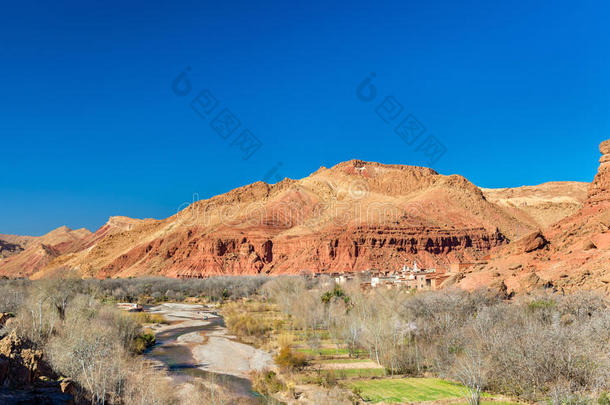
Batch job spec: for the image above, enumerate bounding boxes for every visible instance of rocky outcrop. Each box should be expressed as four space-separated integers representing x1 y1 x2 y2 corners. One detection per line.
0 331 73 404
110 225 506 278
0 313 14 328
513 230 548 253
0 331 53 387
586 140 610 206
0 239 24 259
459 139 610 294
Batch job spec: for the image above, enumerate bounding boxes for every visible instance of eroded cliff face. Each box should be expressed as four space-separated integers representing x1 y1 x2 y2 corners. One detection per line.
1 157 595 281
459 140 610 294
92 225 507 278
22 160 531 279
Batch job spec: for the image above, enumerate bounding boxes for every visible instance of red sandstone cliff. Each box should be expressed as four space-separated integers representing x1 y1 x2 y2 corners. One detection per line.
23 161 537 278
0 154 598 285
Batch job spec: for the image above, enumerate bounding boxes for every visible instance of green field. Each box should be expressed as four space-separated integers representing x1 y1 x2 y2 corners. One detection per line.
334 368 387 378
296 347 351 356
348 377 477 403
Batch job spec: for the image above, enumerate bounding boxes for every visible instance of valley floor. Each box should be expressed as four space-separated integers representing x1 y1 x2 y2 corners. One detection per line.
143 303 275 402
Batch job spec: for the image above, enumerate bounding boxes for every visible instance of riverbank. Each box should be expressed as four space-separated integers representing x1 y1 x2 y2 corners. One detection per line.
143 303 276 401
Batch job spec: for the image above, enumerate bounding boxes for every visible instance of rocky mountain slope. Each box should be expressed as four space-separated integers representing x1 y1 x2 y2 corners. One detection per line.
481 181 588 229
0 142 602 290
0 227 92 277
458 140 610 294
7 159 581 280
0 222 150 278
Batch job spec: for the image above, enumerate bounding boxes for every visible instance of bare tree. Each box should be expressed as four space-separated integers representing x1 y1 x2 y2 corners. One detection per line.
454 349 485 405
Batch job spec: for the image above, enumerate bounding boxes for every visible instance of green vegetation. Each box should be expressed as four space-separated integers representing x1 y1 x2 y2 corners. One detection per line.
317 357 369 364
333 368 386 378
296 347 351 356
527 298 556 312
321 286 350 305
263 276 610 404
348 377 476 403
132 330 156 354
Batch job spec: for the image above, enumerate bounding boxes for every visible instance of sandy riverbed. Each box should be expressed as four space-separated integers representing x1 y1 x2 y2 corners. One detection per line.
145 303 275 379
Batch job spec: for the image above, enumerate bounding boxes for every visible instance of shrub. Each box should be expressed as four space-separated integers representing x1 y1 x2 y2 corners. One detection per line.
132 331 156 354
251 369 285 395
130 312 167 325
275 345 308 370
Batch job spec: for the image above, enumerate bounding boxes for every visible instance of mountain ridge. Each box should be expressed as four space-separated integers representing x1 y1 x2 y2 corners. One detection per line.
0 144 604 294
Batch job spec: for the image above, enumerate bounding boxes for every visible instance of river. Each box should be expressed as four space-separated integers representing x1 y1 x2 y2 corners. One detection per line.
142 303 278 403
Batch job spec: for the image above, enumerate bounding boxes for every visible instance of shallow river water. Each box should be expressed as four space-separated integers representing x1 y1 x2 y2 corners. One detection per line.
142 303 277 403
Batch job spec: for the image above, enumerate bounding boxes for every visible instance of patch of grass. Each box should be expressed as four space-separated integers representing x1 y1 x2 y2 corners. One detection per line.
347 377 472 403
222 302 278 345
472 402 521 405
296 347 351 356
527 299 556 312
334 368 386 378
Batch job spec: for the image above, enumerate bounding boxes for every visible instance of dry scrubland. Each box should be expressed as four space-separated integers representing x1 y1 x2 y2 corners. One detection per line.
0 275 609 404
0 276 267 404
224 276 610 404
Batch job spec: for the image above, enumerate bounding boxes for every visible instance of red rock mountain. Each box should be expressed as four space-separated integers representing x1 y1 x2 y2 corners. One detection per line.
0 226 92 278
0 142 603 292
458 140 610 294
0 160 580 280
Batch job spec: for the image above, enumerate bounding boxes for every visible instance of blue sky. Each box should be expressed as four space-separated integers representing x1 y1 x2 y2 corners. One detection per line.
1 0 608 235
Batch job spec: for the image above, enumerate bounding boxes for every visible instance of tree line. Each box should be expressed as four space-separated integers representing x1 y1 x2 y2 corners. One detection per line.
262 276 610 404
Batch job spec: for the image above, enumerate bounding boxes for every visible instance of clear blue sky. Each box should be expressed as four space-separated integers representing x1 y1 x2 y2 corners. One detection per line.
1 0 608 235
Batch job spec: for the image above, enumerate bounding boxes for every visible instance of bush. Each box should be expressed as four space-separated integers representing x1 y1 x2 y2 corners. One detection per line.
130 312 167 325
251 369 285 395
275 345 308 370
132 331 156 354
223 302 275 345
